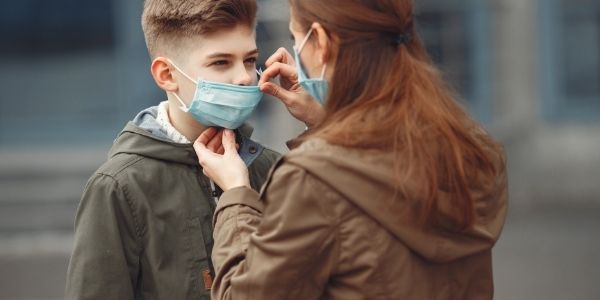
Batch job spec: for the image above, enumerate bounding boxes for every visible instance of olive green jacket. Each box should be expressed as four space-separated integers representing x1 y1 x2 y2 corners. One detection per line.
65 107 280 300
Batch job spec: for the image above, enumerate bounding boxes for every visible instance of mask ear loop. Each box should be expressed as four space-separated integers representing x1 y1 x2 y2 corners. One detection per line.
167 59 199 111
172 91 190 112
319 64 327 80
297 28 314 54
168 59 198 84
256 68 263 83
297 28 327 80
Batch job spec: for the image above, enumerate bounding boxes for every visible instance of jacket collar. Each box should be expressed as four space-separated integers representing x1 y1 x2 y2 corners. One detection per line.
109 121 263 167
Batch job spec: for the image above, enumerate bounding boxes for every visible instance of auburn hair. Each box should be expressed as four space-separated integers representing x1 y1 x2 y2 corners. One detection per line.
142 0 257 57
290 0 504 229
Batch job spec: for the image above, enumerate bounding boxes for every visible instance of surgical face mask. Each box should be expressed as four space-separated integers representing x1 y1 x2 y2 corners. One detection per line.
169 60 263 129
294 28 329 105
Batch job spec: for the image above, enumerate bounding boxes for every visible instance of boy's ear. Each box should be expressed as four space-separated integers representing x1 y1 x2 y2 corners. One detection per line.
311 22 332 65
150 57 178 92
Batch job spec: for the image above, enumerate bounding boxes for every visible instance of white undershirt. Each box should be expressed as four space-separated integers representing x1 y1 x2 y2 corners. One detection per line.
156 101 191 144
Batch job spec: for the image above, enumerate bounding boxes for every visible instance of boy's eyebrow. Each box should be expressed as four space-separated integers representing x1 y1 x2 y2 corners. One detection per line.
246 49 259 56
206 49 259 59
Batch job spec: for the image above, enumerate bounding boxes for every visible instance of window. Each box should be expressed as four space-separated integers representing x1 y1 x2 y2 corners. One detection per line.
540 0 600 120
0 0 114 55
415 0 493 123
0 1 156 146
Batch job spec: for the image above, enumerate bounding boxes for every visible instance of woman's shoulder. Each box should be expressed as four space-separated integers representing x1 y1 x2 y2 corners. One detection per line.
287 137 393 167
274 138 346 183
285 138 352 171
288 138 358 159
280 138 396 192
292 137 335 152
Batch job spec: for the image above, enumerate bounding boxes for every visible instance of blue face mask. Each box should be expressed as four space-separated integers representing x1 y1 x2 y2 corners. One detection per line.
294 28 329 105
169 60 263 129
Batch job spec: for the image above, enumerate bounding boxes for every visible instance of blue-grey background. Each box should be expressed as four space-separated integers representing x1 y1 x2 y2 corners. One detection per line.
0 0 599 299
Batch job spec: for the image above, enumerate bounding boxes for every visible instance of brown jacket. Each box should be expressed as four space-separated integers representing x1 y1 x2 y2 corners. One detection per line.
211 138 508 300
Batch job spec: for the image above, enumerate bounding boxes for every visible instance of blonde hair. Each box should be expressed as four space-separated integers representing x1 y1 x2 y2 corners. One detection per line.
142 0 257 57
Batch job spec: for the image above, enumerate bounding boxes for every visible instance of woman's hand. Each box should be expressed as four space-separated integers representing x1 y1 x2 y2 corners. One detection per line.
259 47 325 128
193 128 250 191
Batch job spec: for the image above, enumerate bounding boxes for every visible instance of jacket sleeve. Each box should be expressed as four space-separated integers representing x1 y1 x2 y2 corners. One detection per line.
65 173 141 300
211 163 339 300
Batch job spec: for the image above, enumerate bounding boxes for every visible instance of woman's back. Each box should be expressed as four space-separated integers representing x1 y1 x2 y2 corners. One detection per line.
230 139 506 299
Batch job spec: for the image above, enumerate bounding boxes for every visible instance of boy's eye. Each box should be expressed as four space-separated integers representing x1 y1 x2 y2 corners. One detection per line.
245 57 257 64
211 60 229 66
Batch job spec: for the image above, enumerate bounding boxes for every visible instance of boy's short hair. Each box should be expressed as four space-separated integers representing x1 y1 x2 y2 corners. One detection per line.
142 0 257 58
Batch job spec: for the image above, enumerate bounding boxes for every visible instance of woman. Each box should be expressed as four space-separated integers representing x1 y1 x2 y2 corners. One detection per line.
194 0 507 299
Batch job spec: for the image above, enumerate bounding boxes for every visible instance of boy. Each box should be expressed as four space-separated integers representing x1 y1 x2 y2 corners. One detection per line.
65 0 279 299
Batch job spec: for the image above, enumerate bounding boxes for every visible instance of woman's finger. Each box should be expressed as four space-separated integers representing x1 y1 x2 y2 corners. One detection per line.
192 137 219 166
260 82 295 106
206 129 224 152
258 62 298 86
222 129 238 154
265 47 294 68
196 127 218 145
193 140 209 164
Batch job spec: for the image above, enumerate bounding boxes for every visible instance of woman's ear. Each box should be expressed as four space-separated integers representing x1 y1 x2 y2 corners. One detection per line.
311 22 332 65
150 57 178 92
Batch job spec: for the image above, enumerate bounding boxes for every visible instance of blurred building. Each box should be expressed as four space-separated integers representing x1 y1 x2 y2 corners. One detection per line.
0 0 598 299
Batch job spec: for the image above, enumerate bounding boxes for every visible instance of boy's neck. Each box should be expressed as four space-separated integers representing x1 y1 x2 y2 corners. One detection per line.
166 99 208 142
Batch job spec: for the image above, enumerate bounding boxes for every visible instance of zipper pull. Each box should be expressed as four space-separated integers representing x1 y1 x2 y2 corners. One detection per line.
209 180 219 204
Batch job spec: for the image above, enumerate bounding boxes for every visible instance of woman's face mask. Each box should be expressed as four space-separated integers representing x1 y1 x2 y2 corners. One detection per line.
293 28 329 105
169 60 263 129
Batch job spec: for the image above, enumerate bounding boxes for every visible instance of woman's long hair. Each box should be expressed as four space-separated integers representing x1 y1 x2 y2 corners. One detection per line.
290 0 504 229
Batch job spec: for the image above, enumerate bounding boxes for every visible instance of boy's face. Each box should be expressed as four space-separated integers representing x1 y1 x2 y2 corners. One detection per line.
171 25 259 102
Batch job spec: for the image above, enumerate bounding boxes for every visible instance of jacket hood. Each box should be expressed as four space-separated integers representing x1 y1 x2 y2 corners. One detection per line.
285 139 508 263
108 106 263 166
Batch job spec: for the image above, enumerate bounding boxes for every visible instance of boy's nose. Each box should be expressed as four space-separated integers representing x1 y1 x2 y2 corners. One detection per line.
233 64 253 86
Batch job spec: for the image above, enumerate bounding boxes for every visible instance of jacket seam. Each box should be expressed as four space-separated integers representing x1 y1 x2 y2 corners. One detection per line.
111 155 146 176
219 204 262 226
97 155 148 244
96 172 144 247
317 177 342 277
120 180 144 244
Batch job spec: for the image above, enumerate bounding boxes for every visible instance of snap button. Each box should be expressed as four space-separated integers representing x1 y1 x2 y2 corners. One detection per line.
249 146 257 154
